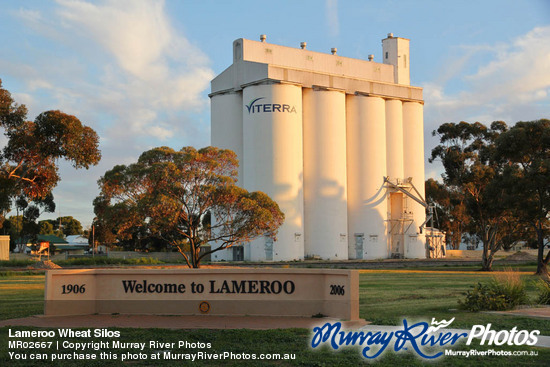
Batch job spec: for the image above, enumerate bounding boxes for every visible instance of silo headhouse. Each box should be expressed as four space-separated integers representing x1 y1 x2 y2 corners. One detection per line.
210 34 430 262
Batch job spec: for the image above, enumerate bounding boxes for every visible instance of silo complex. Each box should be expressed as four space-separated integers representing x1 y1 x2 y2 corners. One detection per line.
210 34 429 261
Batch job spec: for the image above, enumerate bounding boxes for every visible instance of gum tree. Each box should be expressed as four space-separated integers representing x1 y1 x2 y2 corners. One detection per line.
494 119 550 277
430 121 522 270
95 146 284 268
0 79 101 227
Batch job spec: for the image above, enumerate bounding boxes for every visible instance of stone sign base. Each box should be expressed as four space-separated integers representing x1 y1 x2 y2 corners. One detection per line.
45 268 359 320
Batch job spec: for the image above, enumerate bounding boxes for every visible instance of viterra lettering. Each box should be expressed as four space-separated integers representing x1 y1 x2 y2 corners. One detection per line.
245 97 297 114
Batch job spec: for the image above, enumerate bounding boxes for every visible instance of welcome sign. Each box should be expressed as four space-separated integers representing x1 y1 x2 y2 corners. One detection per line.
44 268 359 320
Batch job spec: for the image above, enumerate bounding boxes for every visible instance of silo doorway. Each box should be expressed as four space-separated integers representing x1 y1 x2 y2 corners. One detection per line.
354 233 364 259
265 238 274 260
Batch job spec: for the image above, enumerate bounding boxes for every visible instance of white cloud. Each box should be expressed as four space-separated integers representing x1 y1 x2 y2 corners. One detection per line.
55 0 213 110
11 0 213 138
424 26 550 125
423 26 550 182
149 126 174 141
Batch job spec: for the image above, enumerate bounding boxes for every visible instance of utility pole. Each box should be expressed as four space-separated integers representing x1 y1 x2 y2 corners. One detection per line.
92 224 95 258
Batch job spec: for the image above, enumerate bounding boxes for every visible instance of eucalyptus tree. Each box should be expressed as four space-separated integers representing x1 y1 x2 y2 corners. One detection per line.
95 146 284 268
493 119 550 276
430 121 522 270
0 79 101 226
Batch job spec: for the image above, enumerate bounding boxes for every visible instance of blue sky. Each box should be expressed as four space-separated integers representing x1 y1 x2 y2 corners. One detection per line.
1 0 549 227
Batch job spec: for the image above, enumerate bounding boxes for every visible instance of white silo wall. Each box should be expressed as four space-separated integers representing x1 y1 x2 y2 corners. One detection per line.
346 95 388 259
210 92 244 261
303 88 348 259
242 83 304 261
211 92 244 182
385 99 404 181
403 101 426 258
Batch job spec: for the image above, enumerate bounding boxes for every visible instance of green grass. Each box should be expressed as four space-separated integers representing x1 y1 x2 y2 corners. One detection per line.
405 263 538 272
358 270 549 334
1 269 549 366
0 274 44 319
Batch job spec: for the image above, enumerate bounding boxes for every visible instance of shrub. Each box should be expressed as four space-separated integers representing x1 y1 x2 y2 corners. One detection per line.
490 270 528 307
536 279 550 305
0 259 36 267
459 270 528 311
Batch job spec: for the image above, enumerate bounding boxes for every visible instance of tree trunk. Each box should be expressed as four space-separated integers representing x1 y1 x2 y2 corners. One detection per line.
192 244 201 268
481 252 494 271
481 229 493 271
535 224 549 278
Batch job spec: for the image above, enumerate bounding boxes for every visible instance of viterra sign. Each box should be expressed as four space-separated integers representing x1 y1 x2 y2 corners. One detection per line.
245 97 297 114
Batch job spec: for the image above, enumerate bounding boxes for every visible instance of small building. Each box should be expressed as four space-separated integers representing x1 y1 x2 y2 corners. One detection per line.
64 235 90 254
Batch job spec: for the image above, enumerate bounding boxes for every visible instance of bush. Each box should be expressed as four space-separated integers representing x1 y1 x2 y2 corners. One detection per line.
459 270 528 311
536 279 550 304
0 259 36 268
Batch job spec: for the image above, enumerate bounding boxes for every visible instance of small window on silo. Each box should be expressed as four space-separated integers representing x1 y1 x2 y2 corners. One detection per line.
385 52 388 59
404 54 407 68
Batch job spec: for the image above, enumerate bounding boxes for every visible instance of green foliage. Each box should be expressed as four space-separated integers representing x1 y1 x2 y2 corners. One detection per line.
2 215 41 250
430 120 538 271
38 220 54 235
493 119 550 276
459 271 528 311
536 279 550 304
42 216 83 236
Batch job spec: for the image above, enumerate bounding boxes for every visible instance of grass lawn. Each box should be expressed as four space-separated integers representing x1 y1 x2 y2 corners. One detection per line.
1 268 549 366
358 269 550 334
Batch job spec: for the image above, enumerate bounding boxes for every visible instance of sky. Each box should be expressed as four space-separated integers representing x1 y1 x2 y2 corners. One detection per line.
0 0 549 227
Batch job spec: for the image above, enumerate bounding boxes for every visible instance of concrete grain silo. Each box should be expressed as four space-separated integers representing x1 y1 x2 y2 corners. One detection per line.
209 33 432 262
346 95 388 260
242 83 305 261
303 88 348 260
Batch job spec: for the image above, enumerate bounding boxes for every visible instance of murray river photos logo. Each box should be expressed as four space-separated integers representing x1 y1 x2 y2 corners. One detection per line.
246 97 297 114
310 318 540 360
